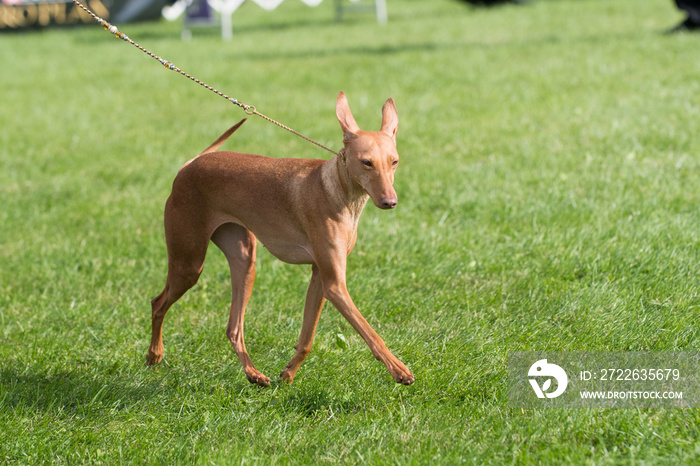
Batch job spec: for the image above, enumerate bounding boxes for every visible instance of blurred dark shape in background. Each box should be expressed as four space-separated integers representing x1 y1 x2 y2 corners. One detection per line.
0 0 167 30
458 0 525 7
671 0 700 31
111 0 167 23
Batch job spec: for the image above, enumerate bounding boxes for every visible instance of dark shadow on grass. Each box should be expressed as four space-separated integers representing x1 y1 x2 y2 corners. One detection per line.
234 41 445 61
226 29 651 62
0 363 157 414
282 387 360 417
219 16 336 35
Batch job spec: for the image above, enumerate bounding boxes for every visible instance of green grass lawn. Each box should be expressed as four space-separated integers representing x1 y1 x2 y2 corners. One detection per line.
1 0 699 463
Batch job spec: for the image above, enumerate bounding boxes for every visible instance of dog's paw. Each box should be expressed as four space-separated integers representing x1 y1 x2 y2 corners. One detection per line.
388 358 414 385
280 369 295 384
246 371 271 387
395 372 415 385
145 351 162 366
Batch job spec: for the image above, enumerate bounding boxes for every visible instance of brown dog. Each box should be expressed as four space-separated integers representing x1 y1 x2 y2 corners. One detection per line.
146 92 414 386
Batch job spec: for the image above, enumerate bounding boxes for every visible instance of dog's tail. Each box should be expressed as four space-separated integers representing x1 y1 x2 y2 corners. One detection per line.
179 119 247 172
200 118 247 155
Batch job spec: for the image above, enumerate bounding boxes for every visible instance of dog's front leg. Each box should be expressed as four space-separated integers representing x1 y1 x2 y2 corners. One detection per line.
316 252 414 385
280 264 325 383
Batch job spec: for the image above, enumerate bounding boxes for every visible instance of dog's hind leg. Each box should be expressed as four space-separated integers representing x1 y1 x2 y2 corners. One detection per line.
280 264 325 383
211 222 270 386
147 198 209 365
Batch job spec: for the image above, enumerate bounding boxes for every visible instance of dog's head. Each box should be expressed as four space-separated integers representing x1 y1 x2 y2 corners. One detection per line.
336 91 400 210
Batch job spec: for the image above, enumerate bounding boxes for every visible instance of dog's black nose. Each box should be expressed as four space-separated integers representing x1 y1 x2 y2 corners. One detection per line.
381 198 398 209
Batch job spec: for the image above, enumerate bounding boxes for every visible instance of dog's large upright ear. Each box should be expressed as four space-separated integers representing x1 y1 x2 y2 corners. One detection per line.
336 91 361 142
380 98 399 143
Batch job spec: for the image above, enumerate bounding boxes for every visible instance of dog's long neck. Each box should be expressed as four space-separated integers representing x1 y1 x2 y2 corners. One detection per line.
319 148 368 221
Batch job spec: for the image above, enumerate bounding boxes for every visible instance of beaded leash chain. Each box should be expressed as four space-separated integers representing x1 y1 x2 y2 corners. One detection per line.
71 0 340 157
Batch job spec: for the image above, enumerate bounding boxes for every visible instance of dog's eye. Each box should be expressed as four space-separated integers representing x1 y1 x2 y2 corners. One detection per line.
361 160 373 168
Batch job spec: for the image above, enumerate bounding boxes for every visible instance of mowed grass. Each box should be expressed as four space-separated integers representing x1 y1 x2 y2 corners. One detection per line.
1 0 699 462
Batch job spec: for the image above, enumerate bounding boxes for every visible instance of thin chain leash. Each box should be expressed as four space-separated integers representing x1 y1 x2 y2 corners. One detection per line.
71 0 340 158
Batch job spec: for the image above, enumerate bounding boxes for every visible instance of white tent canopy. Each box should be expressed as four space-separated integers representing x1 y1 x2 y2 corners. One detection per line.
163 0 386 39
